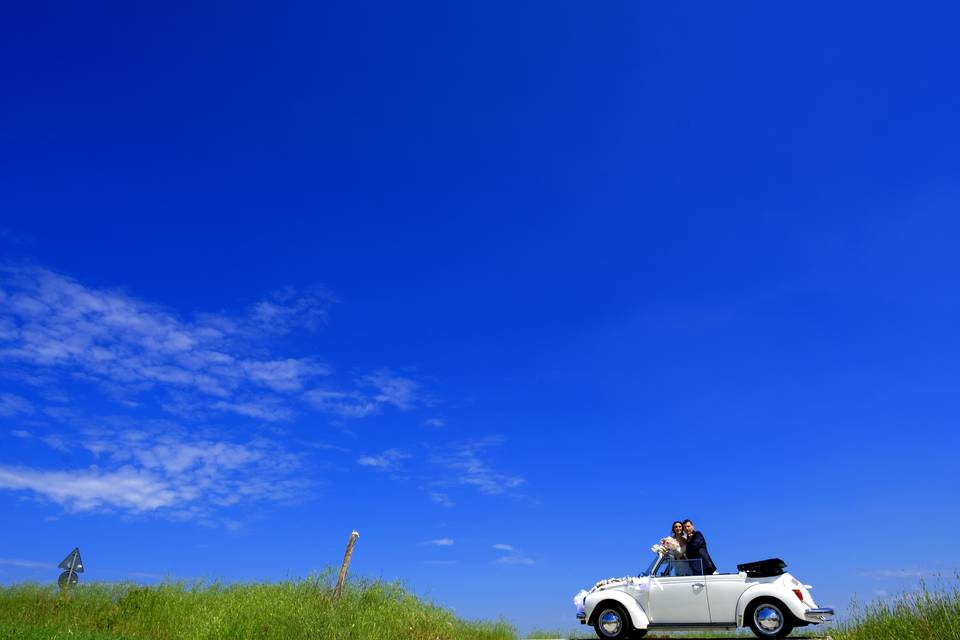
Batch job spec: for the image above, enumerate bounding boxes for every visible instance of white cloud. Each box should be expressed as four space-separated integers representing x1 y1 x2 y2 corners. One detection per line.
0 428 306 518
430 492 455 508
0 266 427 425
0 392 34 416
431 437 524 496
9 429 31 439
0 266 331 418
492 543 534 565
245 286 333 334
425 538 454 546
40 434 71 452
0 557 55 569
360 370 420 410
303 370 421 419
0 465 179 512
858 569 939 579
212 399 294 422
0 227 30 246
242 359 328 393
303 389 379 418
423 418 446 428
357 449 410 470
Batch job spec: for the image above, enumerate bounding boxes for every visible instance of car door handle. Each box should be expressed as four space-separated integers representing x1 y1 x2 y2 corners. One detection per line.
692 583 705 589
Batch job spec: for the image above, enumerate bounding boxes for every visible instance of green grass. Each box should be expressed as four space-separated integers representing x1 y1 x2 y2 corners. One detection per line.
832 576 960 640
0 574 515 640
0 622 136 640
5 575 958 640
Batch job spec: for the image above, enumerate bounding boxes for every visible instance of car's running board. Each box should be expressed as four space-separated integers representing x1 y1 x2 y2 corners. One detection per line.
647 622 737 628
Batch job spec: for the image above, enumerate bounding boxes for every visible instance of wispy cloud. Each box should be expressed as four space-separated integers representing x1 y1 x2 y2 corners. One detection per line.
0 557 55 569
0 228 30 246
429 492 455 508
357 449 410 470
360 370 420 410
858 569 940 579
39 434 71 452
303 389 379 418
423 418 446 428
0 427 306 519
0 465 180 512
0 266 330 416
303 370 421 419
424 538 454 546
493 543 534 566
211 399 294 422
0 266 424 424
431 437 524 496
0 392 34 416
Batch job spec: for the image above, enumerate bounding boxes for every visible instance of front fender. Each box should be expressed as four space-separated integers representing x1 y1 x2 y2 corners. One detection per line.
585 590 650 630
735 584 808 626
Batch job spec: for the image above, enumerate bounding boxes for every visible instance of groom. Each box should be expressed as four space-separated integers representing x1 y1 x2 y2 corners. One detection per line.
683 519 717 575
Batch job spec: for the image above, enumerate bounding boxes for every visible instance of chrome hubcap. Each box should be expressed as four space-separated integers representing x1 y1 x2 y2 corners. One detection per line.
756 605 783 633
598 609 622 636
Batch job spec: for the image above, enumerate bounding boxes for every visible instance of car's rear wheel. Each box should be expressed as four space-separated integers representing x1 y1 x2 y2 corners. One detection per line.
746 598 794 639
592 602 636 640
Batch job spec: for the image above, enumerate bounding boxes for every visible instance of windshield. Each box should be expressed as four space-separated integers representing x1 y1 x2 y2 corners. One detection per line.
639 554 662 577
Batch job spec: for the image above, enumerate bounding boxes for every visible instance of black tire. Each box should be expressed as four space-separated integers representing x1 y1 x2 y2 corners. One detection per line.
592 602 634 640
746 598 795 639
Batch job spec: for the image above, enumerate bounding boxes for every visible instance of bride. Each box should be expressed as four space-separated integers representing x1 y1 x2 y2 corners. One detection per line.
660 520 686 558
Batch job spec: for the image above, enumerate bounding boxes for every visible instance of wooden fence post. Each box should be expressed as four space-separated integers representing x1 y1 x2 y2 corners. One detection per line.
334 530 359 599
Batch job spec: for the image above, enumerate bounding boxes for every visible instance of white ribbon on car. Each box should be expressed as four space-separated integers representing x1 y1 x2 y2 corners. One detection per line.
573 589 588 616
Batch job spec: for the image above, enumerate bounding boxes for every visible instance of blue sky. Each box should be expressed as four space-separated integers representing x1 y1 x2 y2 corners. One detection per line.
2 0 959 633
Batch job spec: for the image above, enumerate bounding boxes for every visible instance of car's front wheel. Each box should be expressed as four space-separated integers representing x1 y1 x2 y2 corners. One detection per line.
746 598 794 639
592 602 642 640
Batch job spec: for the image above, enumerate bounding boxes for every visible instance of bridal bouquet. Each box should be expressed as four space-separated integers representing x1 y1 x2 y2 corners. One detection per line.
659 537 681 554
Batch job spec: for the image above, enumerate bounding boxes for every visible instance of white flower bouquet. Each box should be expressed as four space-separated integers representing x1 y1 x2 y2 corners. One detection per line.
591 576 634 591
659 537 681 554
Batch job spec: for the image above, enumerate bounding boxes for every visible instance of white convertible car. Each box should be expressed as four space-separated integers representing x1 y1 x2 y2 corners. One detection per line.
575 554 833 639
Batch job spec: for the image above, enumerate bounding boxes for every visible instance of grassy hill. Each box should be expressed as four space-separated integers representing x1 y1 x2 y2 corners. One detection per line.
2 575 957 640
833 577 960 640
0 576 515 640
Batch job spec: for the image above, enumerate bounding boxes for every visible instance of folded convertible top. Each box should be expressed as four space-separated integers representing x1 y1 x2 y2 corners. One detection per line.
737 558 787 577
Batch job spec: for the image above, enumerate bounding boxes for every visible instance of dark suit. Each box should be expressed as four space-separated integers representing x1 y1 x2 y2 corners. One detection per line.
685 531 717 575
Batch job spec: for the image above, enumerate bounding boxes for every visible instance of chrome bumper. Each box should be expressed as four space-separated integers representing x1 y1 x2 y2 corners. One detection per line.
804 607 834 622
576 612 585 620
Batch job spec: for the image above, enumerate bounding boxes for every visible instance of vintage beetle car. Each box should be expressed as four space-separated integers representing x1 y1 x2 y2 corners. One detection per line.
575 553 833 639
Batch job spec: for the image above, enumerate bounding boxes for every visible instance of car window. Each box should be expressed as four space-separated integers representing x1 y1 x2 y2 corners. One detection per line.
656 558 704 577
639 555 661 577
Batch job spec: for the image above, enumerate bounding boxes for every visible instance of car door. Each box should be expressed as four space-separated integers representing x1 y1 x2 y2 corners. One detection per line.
704 574 748 624
649 559 710 623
